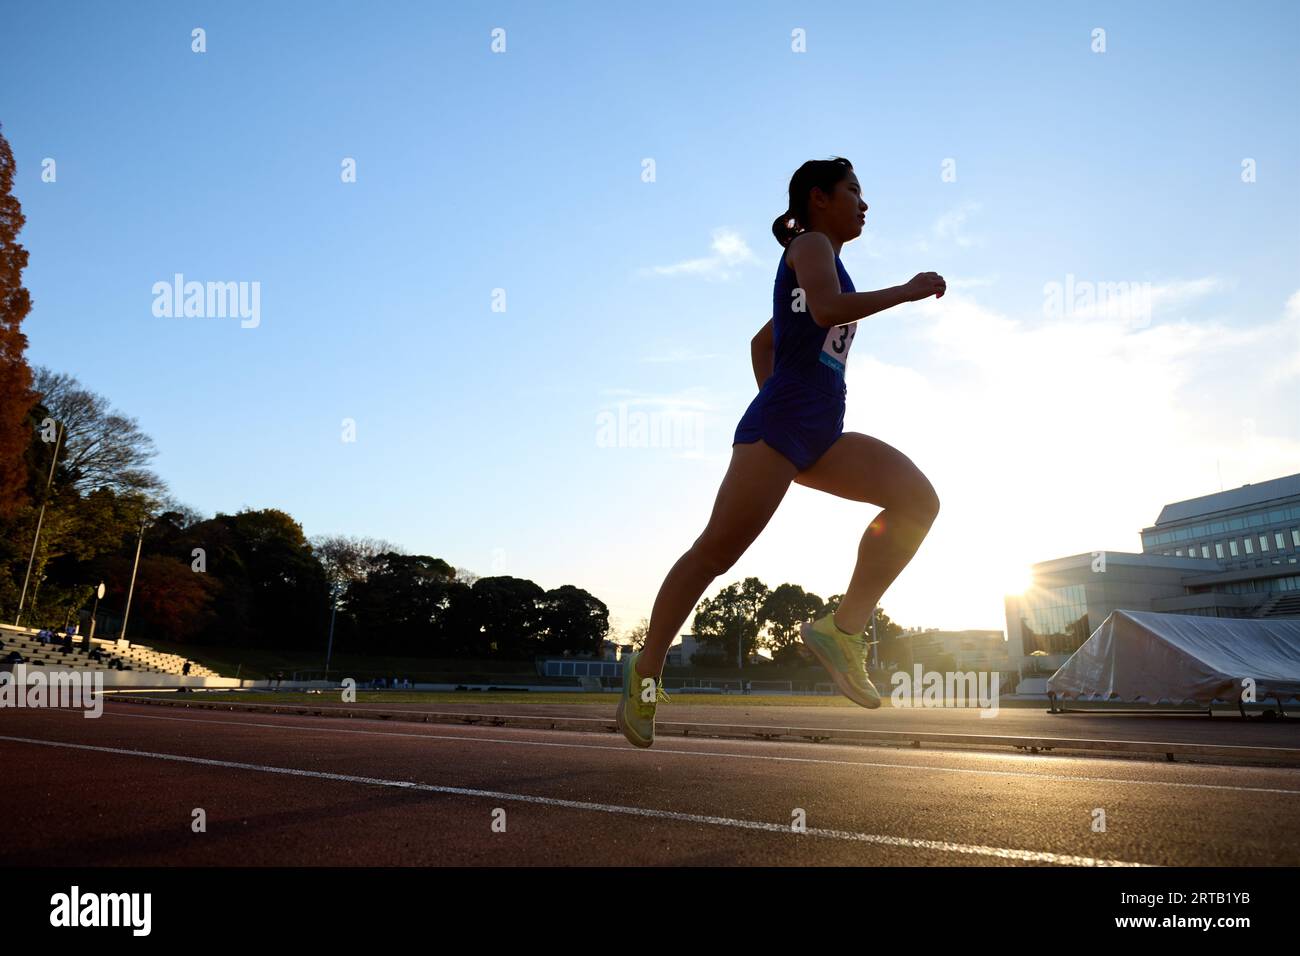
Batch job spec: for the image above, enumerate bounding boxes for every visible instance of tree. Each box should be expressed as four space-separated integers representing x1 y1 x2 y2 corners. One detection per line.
692 577 771 665
469 576 547 658
344 552 455 654
311 534 403 596
34 488 160 623
175 508 329 648
0 122 37 517
759 583 825 662
871 607 907 670
536 584 609 657
623 616 650 652
29 366 167 499
100 553 222 643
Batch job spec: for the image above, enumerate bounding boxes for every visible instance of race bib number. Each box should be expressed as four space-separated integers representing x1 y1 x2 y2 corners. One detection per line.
818 322 856 375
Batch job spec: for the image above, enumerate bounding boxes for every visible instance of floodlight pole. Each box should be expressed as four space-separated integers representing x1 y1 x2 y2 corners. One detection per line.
15 420 63 626
120 514 147 642
324 583 340 678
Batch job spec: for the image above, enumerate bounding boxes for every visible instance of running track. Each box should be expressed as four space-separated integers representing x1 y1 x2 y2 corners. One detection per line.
2 701 1299 866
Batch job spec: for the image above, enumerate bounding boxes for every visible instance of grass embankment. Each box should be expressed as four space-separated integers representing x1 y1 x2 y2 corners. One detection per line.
124 637 538 682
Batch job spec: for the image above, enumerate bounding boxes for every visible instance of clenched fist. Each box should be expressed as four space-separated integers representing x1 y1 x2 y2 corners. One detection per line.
905 272 946 301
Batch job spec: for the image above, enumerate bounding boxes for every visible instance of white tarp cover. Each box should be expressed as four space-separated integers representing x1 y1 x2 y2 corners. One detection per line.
1046 609 1300 704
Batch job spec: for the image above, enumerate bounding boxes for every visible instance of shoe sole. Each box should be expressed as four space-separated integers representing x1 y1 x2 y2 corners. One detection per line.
800 622 882 709
615 687 653 748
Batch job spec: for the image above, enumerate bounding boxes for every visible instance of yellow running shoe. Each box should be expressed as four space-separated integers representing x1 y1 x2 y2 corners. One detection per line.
615 650 670 748
800 612 882 709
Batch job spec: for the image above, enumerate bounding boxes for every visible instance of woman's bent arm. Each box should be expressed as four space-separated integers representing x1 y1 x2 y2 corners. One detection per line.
819 285 912 328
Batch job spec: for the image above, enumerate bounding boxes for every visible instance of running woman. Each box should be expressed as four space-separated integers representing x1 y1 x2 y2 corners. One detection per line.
617 157 945 748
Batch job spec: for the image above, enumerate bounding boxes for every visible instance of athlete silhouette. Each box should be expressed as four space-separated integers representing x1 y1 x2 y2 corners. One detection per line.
617 157 945 748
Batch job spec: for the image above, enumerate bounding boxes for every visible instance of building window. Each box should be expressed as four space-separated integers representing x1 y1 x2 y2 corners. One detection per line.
1276 531 1287 551
1018 584 1089 657
1201 544 1211 558
1229 539 1239 557
1215 541 1225 559
1244 537 1254 555
1259 535 1270 553
1291 528 1300 547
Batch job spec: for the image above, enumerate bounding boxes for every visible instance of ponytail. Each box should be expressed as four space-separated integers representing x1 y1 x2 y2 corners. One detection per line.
772 157 853 248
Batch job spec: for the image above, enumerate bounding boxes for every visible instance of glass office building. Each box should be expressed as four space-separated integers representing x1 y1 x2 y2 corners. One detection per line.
1006 472 1300 675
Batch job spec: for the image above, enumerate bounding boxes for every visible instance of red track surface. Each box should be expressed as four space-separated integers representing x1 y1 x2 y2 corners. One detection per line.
4 700 1300 866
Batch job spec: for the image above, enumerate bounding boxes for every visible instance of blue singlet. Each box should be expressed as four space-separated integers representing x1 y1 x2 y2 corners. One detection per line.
732 243 857 470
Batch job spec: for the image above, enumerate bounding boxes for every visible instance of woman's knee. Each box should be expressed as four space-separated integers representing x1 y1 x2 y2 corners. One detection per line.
688 537 743 579
901 475 940 523
918 481 941 521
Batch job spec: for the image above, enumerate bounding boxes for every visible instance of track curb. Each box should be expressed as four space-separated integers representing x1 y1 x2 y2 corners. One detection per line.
113 695 1300 767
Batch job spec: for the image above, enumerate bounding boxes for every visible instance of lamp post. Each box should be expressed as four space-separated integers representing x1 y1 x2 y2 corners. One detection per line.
120 513 148 642
89 581 106 645
323 580 343 679
15 420 64 627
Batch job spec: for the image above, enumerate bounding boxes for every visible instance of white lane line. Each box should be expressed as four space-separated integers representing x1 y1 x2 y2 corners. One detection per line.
67 707 1300 797
0 732 1149 867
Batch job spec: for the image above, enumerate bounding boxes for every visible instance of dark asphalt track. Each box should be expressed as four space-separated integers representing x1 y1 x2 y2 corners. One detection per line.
118 694 1300 756
3 701 1300 866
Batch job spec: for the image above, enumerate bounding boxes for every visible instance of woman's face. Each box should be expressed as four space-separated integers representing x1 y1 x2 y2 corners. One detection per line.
811 171 868 239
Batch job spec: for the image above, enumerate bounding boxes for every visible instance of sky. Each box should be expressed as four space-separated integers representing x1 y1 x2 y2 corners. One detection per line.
2 0 1297 641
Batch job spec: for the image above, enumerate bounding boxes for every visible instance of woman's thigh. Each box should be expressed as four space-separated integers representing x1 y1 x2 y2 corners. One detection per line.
692 439 801 571
793 431 940 514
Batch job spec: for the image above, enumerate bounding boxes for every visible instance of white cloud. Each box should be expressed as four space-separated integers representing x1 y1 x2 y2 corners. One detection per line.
849 200 985 261
932 201 984 248
636 227 760 280
948 275 999 290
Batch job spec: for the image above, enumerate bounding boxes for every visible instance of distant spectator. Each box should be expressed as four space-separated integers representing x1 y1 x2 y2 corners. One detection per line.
4 650 23 665
89 648 103 662
182 661 192 676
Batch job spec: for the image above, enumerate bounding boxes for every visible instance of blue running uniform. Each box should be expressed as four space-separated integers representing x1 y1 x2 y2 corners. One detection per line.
733 245 857 470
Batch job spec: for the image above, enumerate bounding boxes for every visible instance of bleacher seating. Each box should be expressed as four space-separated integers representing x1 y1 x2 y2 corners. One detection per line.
0 625 219 678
